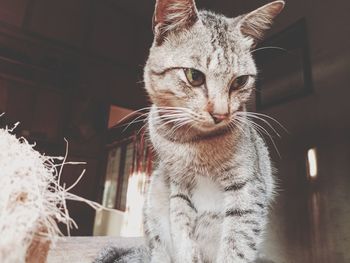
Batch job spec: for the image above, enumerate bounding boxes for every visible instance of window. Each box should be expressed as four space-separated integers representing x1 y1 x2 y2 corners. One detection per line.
102 133 153 212
102 139 133 211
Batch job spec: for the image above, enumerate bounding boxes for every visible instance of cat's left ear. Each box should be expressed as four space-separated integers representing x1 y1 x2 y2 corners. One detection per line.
239 0 285 45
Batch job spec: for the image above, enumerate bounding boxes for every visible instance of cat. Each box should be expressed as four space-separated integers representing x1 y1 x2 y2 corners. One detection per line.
94 0 284 262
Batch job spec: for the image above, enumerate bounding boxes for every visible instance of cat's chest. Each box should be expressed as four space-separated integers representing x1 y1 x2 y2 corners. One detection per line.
191 176 224 213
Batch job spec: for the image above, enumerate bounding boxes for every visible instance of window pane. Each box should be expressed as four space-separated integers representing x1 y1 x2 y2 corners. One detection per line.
102 146 121 208
119 142 134 211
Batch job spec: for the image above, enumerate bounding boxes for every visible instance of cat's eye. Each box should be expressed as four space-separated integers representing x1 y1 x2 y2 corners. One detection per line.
230 75 250 91
184 68 205 87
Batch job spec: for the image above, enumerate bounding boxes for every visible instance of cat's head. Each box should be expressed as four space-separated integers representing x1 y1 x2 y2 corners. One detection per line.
144 0 284 137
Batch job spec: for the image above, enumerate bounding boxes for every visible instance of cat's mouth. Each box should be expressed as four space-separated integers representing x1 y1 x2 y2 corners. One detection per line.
198 121 229 130
196 111 241 130
152 107 242 140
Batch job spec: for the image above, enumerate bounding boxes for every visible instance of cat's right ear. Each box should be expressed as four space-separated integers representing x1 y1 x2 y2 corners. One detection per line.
153 0 199 44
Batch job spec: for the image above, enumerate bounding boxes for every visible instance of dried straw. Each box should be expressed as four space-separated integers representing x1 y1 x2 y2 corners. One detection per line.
0 122 106 263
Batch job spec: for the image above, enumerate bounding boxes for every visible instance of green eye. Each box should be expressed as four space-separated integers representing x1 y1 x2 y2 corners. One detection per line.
230 75 250 91
184 68 205 87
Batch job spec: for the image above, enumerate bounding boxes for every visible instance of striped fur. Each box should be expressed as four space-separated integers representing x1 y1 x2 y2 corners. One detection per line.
96 0 284 262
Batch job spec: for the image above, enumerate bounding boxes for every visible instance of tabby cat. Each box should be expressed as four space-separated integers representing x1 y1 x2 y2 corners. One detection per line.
95 0 284 262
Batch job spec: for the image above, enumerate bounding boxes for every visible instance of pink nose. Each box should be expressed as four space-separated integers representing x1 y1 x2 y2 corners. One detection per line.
210 113 228 124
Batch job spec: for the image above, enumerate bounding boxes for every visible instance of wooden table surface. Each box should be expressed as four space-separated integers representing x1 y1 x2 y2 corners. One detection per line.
47 236 144 263
47 237 273 263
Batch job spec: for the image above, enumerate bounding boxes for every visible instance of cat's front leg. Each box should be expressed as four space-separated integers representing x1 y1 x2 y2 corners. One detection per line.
216 180 267 263
170 184 202 263
144 172 172 263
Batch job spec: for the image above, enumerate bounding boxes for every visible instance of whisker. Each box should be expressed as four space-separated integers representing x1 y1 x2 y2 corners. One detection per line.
236 117 268 146
235 116 281 158
113 107 153 127
237 112 281 138
250 46 287 54
122 112 151 132
152 114 192 126
166 120 193 137
245 111 289 133
120 106 192 132
229 119 245 135
156 117 190 131
137 122 149 136
152 107 202 121
184 122 196 137
114 118 147 129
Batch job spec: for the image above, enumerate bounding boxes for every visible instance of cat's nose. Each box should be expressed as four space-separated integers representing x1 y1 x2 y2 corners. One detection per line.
210 113 228 124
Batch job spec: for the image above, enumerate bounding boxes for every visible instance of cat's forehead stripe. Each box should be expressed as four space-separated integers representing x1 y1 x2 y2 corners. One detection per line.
200 11 237 74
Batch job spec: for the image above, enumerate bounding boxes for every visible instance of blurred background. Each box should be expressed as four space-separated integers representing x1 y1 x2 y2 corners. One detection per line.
0 0 349 262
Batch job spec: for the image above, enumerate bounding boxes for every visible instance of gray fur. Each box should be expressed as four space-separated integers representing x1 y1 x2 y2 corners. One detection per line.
93 247 149 263
96 0 284 262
